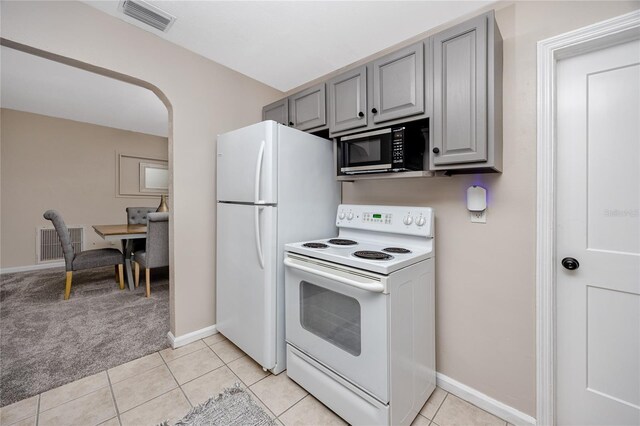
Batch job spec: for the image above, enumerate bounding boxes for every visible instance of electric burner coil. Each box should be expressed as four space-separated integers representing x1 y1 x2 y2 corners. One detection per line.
353 250 394 260
328 239 358 246
383 247 412 254
303 242 329 249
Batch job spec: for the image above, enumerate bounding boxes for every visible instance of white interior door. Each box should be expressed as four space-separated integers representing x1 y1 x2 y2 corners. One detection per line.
216 202 277 369
556 39 640 425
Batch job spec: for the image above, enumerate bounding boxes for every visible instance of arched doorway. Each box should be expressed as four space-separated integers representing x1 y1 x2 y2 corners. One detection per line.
0 38 175 406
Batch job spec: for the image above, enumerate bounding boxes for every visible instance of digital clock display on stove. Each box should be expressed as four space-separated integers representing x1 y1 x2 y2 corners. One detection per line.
363 212 392 224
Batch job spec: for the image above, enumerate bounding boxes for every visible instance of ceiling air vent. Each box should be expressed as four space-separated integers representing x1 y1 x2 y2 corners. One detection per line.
119 0 176 32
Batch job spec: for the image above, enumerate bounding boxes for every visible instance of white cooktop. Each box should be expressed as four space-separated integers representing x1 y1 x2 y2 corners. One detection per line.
285 204 435 275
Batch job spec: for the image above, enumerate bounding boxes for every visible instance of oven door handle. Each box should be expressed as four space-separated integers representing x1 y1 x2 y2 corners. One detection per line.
284 258 384 293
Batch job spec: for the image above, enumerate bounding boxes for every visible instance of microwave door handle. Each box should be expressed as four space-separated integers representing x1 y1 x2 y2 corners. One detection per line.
254 140 266 204
342 140 349 168
284 258 384 293
255 206 265 269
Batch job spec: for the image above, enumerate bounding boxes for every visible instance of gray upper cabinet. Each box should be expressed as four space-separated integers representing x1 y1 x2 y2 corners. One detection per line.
260 10 502 175
262 98 288 126
431 11 502 171
371 42 425 124
328 66 368 133
262 84 327 132
289 83 326 131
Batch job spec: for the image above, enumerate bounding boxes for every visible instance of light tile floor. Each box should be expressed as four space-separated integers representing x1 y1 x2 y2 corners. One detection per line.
0 334 509 426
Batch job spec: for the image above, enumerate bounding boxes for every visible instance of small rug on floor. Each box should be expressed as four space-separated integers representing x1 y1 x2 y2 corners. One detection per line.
163 385 276 426
0 265 170 407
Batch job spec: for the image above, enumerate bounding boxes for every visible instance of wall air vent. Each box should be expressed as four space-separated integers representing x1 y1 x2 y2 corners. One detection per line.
37 227 84 264
119 0 176 32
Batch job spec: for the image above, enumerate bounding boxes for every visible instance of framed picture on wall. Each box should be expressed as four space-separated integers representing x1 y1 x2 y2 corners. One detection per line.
117 153 168 197
139 162 169 193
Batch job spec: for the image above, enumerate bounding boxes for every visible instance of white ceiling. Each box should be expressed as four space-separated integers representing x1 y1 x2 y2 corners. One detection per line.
1 1 492 134
1 46 168 137
83 1 493 92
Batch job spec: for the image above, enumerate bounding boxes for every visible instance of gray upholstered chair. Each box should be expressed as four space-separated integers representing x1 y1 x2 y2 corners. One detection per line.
126 207 157 224
126 207 157 253
133 212 169 297
43 210 125 300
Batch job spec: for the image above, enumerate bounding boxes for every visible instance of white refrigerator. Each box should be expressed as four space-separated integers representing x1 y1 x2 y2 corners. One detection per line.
216 120 340 374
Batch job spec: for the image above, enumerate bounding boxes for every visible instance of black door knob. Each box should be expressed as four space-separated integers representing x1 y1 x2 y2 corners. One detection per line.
561 257 580 270
289 121 294 126
371 108 378 114
432 147 440 154
358 111 364 118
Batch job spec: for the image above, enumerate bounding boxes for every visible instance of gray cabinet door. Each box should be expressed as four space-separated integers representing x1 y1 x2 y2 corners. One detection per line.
290 83 326 131
432 14 488 165
328 66 368 133
263 98 288 126
371 42 424 124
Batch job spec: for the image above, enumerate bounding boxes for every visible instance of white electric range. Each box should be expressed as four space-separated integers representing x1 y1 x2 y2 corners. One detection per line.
284 204 436 426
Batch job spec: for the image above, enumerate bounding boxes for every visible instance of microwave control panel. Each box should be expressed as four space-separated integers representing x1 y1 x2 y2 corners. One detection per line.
391 127 405 165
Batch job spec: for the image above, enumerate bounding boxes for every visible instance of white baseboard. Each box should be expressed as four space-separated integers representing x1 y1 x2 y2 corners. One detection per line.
1 262 64 274
167 324 218 349
436 373 536 426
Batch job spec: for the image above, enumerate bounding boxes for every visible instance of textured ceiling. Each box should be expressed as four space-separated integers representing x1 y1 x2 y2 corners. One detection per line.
1 46 168 137
1 1 493 132
84 1 493 91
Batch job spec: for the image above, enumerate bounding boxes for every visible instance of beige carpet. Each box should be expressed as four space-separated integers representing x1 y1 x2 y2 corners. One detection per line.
0 265 170 407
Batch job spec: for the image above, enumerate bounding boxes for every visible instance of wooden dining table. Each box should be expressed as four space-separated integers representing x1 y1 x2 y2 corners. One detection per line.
93 224 147 291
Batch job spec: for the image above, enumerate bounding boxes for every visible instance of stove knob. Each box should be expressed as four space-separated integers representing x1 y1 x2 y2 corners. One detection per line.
416 216 426 227
338 211 346 220
347 212 354 220
403 215 413 225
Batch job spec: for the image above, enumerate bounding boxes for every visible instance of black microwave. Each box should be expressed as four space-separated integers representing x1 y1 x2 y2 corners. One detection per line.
337 122 427 175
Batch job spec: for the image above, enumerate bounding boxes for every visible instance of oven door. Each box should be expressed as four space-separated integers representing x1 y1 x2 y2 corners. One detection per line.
284 254 389 402
340 128 392 174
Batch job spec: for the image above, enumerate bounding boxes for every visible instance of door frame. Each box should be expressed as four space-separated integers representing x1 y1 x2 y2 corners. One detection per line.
536 10 640 426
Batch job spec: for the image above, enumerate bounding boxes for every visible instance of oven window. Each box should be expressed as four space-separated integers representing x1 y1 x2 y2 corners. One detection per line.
300 281 361 356
348 140 381 164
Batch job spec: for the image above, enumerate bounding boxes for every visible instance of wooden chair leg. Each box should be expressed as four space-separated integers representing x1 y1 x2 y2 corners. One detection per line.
114 265 119 283
118 264 125 290
145 268 151 298
64 271 73 300
134 262 140 288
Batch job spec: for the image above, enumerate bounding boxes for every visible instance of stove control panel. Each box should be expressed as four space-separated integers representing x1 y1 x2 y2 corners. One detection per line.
362 212 392 224
336 204 434 237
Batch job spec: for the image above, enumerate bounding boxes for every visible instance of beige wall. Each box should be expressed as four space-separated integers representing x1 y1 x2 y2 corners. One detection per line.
286 0 638 417
3 0 638 418
0 1 283 337
0 109 168 268
355 1 638 417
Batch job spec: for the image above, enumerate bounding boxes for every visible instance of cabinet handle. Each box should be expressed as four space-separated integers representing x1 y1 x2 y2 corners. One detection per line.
289 121 294 126
358 112 364 118
371 108 378 114
432 147 440 154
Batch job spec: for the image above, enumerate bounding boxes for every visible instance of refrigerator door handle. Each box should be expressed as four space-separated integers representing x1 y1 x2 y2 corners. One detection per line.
254 205 265 269
254 140 266 204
